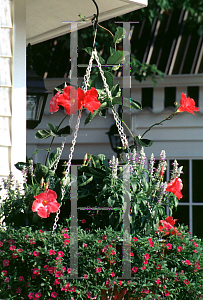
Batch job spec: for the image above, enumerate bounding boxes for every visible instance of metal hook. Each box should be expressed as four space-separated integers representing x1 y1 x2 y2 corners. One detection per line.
91 0 99 49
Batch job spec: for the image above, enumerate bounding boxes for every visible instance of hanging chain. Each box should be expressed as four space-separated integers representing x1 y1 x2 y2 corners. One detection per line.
52 49 96 232
52 109 83 232
92 48 130 154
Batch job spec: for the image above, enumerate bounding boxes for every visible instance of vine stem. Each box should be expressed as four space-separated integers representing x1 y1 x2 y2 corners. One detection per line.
45 114 68 166
141 111 179 139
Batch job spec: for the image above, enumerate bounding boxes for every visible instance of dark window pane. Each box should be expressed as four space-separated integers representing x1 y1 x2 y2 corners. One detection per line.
169 160 189 203
192 160 203 203
187 86 199 107
142 88 153 108
164 87 176 108
193 206 203 238
172 205 189 228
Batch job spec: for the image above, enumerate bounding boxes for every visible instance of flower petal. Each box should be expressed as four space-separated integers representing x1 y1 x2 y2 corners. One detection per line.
37 206 49 218
32 199 43 212
47 201 60 213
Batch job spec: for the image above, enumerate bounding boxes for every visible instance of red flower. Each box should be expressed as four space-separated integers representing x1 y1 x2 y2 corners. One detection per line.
49 91 60 114
3 259 9 266
178 93 199 115
177 246 183 252
132 237 137 242
184 279 190 285
32 189 60 218
166 177 183 200
81 219 86 224
49 249 55 255
1 270 7 276
132 266 138 273
57 86 85 115
156 264 162 270
19 276 24 281
157 216 179 236
82 87 100 114
33 251 40 257
35 292 41 298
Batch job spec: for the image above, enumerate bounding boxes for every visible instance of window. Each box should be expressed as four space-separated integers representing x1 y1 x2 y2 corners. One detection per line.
164 87 176 108
166 159 203 238
141 88 153 108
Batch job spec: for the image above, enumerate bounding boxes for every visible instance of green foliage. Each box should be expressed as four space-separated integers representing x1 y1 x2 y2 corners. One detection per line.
35 123 72 139
0 224 202 299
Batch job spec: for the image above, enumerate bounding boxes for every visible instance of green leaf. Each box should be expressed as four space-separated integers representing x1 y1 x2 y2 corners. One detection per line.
113 27 126 44
104 71 114 90
48 148 60 169
35 130 52 139
90 74 104 90
139 139 154 147
79 175 94 187
98 154 109 167
107 50 129 65
112 97 142 110
14 162 29 171
91 155 101 169
110 47 116 56
57 125 72 136
47 123 55 131
84 102 108 125
82 47 105 64
111 84 121 98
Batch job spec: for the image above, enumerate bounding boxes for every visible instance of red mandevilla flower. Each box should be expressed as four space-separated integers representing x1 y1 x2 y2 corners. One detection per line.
82 87 100 114
49 91 60 114
32 189 60 218
178 93 199 115
157 216 180 236
166 177 183 200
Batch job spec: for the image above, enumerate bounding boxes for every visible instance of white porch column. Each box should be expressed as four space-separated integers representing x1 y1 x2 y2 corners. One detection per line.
0 0 26 179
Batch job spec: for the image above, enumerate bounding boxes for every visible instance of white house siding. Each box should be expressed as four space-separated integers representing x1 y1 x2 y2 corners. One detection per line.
0 0 26 179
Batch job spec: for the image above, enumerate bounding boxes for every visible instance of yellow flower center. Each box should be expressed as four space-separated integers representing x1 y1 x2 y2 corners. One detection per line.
42 200 47 206
71 98 75 104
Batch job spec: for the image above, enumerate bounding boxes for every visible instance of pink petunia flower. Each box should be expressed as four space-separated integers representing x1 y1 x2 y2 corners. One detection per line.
49 249 55 255
3 259 9 266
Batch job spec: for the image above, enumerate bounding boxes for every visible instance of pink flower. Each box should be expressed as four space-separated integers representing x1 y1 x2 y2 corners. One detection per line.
16 287 22 294
51 291 57 298
58 251 64 257
81 219 86 224
54 279 61 285
49 249 56 255
156 264 162 270
142 265 145 270
156 278 161 285
178 93 199 115
143 259 148 265
83 243 88 247
130 252 134 256
18 248 23 253
193 249 197 253
194 242 198 247
110 259 115 265
33 268 40 275
8 239 15 245
28 292 35 299
144 253 149 259
67 268 72 274
4 277 9 282
33 251 40 257
119 281 122 286
64 239 70 245
32 189 60 218
132 266 138 273
30 239 36 245
184 279 190 285
3 259 9 266
164 290 170 297
63 233 69 239
166 177 183 200
96 267 101 273
0 241 3 247
132 237 137 242
183 259 191 265
111 250 115 255
19 276 24 281
9 245 16 251
102 235 107 241
84 274 89 279
1 270 7 276
177 246 183 252
111 272 115 277
62 227 68 233
35 292 41 298
166 243 172 249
